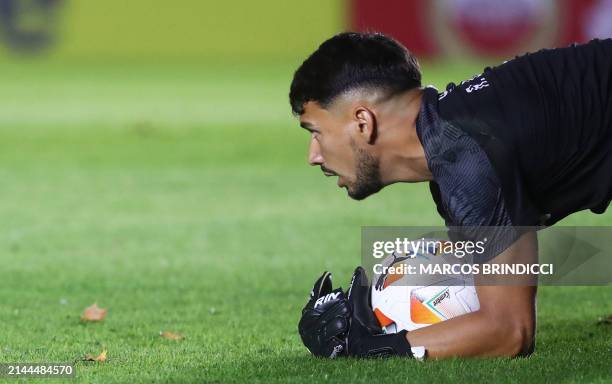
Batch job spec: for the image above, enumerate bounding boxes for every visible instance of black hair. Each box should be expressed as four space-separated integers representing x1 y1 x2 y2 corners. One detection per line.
289 32 421 115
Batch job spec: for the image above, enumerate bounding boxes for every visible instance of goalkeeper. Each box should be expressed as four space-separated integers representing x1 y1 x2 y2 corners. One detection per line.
289 34 612 358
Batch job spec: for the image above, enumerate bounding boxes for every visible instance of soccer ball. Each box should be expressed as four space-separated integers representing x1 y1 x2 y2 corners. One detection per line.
370 245 480 333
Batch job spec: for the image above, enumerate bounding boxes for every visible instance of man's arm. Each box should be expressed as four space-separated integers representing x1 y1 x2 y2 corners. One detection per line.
406 232 538 358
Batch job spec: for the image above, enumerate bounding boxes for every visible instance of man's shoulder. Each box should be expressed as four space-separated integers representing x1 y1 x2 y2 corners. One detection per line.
418 92 542 228
426 133 513 228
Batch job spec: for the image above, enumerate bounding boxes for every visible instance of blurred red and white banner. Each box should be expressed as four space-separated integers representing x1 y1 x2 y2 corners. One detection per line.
351 0 612 57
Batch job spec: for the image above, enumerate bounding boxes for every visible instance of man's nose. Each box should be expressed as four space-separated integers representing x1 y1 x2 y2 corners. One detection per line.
308 137 324 166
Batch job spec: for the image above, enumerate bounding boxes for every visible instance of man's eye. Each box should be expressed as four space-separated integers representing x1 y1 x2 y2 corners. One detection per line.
312 132 321 140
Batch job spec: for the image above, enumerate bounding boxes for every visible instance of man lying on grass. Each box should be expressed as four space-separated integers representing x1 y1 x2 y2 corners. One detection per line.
289 32 612 358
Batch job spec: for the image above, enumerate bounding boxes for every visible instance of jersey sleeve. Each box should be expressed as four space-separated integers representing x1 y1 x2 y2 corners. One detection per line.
428 134 521 262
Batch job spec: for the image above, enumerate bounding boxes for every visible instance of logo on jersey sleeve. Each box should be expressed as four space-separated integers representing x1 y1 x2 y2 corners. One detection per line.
439 75 490 100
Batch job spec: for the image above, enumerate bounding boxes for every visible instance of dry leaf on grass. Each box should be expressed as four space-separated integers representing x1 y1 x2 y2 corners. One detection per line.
81 303 107 321
83 350 107 362
596 314 612 325
160 331 184 340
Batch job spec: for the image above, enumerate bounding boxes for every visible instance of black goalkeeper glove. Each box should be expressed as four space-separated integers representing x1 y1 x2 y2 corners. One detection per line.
298 271 351 358
346 266 414 358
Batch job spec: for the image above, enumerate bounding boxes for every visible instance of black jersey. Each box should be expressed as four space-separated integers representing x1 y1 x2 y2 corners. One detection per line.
417 38 612 231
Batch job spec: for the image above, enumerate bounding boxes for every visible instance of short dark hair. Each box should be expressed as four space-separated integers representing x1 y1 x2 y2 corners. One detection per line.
289 32 421 115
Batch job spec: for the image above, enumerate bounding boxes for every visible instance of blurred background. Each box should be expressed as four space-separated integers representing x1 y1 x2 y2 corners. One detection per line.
0 1 610 380
2 0 610 59
1 0 610 129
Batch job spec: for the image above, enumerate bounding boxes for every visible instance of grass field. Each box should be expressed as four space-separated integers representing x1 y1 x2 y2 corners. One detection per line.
0 60 610 383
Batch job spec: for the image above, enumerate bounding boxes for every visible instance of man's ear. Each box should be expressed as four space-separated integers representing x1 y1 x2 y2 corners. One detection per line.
353 107 377 144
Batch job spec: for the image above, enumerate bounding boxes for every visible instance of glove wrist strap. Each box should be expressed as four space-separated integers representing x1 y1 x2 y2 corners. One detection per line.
359 330 413 358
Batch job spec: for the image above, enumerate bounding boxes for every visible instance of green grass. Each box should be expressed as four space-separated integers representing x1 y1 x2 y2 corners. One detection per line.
0 60 610 383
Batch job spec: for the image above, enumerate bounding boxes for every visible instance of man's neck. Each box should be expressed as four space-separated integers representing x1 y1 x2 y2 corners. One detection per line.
376 87 433 184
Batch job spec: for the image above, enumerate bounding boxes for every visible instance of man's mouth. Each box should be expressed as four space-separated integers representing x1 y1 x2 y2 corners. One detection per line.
321 166 337 177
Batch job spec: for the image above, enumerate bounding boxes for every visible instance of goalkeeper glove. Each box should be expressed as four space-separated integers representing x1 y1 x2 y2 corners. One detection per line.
298 271 350 358
346 266 414 358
